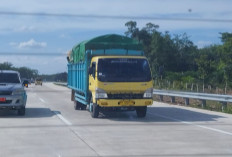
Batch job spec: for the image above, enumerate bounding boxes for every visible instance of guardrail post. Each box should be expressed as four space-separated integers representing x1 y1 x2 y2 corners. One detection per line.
160 95 163 101
201 100 206 108
171 96 175 103
221 102 227 112
185 98 189 106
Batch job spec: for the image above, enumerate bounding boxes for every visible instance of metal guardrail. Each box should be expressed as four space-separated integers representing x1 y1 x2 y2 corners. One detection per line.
53 83 230 111
153 89 232 111
53 82 67 87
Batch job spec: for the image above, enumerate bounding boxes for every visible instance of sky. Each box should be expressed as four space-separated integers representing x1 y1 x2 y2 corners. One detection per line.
0 0 232 74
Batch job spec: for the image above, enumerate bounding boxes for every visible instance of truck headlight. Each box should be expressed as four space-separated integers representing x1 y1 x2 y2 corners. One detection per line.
95 88 108 99
143 88 153 98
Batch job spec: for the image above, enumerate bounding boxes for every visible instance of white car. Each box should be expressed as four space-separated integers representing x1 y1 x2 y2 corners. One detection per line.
0 70 27 115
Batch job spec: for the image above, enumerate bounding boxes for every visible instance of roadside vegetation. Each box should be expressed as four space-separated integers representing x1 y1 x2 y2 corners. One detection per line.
124 21 232 94
0 62 67 82
0 62 38 79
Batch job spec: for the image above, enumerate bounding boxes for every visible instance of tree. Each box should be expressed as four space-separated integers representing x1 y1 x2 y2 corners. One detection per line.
124 21 139 38
173 33 198 72
220 32 232 43
0 62 13 70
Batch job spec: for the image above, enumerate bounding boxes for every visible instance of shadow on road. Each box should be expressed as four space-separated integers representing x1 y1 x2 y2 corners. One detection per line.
0 108 58 118
103 106 225 123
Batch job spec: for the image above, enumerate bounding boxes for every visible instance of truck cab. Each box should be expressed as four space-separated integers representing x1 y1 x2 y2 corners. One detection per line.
88 56 153 117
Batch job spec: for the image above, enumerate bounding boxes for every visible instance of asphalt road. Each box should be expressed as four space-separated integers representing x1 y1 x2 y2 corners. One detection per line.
0 83 232 157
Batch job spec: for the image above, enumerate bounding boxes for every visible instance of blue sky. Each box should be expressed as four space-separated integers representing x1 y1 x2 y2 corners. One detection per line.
0 0 232 74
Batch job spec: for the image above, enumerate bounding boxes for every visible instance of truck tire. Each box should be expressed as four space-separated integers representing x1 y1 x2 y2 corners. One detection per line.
91 103 99 118
80 104 87 110
18 106 26 116
74 100 81 110
71 90 75 101
136 106 147 118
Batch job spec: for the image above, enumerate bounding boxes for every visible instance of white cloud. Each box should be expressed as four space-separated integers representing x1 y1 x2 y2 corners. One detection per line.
14 26 36 32
197 40 213 48
9 42 17 46
0 0 232 33
59 34 71 39
18 39 47 49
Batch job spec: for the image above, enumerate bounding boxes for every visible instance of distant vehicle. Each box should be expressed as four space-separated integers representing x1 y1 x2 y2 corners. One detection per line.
21 78 31 85
22 80 29 88
35 78 42 86
0 70 27 115
31 79 35 83
67 34 153 118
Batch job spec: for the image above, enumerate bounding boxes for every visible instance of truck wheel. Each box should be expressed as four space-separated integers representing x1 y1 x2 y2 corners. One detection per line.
91 103 99 118
18 107 26 116
71 90 75 101
80 104 87 110
74 101 81 110
136 106 147 118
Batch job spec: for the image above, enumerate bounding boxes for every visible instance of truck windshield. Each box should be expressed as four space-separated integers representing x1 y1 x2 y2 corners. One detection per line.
0 73 20 83
98 58 152 82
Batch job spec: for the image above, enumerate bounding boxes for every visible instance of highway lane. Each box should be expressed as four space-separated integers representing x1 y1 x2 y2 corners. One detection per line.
0 82 232 157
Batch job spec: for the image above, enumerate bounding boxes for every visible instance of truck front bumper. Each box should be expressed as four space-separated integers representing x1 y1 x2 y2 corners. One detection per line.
97 99 153 107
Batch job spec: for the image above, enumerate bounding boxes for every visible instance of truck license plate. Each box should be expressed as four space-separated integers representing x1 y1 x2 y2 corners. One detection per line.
119 100 135 106
0 98 6 102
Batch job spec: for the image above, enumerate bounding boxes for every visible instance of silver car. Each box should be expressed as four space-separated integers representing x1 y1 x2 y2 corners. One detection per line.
0 70 27 115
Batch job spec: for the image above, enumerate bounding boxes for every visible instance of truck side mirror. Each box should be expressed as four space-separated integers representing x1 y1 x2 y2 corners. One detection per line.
89 62 96 79
88 67 93 75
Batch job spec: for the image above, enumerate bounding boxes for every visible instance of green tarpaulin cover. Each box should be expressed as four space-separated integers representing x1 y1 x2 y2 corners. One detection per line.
69 34 143 63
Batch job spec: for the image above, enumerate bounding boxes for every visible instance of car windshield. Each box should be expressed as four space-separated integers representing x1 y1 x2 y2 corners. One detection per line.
97 58 151 82
0 73 20 83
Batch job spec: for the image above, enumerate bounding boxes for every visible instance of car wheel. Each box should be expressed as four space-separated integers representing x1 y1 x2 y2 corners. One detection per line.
18 107 26 116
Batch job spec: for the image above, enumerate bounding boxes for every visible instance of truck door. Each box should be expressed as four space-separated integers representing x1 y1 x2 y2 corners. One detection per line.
89 62 96 93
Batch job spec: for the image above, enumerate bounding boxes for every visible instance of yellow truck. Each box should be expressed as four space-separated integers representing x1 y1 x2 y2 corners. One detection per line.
35 78 42 86
67 34 153 118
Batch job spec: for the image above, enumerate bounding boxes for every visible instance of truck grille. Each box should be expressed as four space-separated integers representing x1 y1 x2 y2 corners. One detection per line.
0 100 12 104
107 93 143 99
0 91 12 95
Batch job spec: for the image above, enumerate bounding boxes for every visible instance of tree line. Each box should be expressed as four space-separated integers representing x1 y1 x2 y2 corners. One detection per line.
0 62 38 79
124 21 232 93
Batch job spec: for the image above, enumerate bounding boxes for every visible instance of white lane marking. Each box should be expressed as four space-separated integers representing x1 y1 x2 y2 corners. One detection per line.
148 112 232 136
38 97 72 126
54 111 72 126
39 98 46 103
